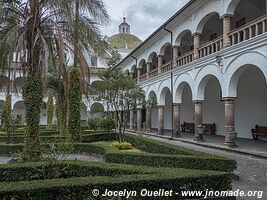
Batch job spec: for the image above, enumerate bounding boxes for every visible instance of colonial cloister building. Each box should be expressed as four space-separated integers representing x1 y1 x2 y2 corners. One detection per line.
116 0 267 147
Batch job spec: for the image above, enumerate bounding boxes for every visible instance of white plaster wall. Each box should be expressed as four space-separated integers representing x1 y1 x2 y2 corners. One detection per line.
203 78 225 136
180 85 194 124
235 67 267 139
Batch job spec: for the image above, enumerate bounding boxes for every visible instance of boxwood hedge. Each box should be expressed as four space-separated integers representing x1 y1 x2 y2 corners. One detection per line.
0 161 232 200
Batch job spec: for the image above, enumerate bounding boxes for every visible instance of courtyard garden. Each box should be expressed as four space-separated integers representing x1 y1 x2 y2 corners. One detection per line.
0 0 238 199
0 123 236 199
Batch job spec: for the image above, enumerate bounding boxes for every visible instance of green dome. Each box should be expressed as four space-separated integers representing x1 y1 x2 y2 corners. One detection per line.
108 33 142 50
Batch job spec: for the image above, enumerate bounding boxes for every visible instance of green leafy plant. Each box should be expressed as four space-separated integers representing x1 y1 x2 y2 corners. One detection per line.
100 117 116 133
67 68 81 142
22 74 43 162
88 118 102 130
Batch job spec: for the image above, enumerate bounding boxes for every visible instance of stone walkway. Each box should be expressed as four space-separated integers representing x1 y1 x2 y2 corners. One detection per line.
0 154 104 164
132 132 267 200
147 130 267 158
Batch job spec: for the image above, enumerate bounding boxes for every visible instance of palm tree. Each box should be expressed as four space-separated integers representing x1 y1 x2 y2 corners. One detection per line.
0 0 110 161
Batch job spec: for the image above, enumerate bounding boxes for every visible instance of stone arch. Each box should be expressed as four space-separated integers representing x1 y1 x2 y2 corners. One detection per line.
138 59 146 69
195 12 221 34
130 65 137 73
145 84 159 102
90 102 105 118
225 52 267 97
90 102 104 112
175 30 192 46
147 52 157 63
159 42 172 56
12 100 25 124
158 79 171 105
226 0 241 15
147 90 158 107
159 87 171 106
195 65 223 100
174 74 194 103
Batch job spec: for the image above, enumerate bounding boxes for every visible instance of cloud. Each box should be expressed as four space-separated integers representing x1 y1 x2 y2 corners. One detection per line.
101 0 190 41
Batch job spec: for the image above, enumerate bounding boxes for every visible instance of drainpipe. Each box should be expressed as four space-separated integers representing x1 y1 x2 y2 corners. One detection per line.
164 26 174 138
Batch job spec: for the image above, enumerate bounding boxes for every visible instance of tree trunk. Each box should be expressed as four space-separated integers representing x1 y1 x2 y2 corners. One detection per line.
23 74 43 161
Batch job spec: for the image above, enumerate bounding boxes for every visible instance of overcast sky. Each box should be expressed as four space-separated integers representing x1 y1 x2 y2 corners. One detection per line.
101 0 190 41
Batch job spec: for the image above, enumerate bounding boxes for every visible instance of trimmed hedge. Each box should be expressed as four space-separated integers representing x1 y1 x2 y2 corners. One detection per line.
0 143 24 155
0 161 231 200
0 133 237 172
67 68 81 142
82 132 116 143
124 133 204 156
105 152 236 172
74 140 236 172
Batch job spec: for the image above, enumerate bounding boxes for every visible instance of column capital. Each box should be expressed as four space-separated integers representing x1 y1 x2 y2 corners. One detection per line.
220 14 234 19
221 97 237 102
146 61 152 64
192 32 201 37
193 100 204 104
136 105 143 110
157 105 165 109
173 103 181 106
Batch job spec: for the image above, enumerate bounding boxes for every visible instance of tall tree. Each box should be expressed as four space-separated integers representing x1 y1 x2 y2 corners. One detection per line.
92 68 145 142
0 0 110 161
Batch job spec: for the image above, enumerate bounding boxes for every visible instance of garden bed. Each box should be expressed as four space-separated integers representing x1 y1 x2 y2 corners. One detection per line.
0 160 231 199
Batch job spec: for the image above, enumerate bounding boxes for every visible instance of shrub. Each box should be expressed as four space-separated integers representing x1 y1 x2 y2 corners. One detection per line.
0 161 232 200
67 68 81 142
82 132 116 143
22 74 43 161
3 94 12 135
124 133 203 156
88 118 101 130
99 117 116 133
105 152 236 172
112 142 133 150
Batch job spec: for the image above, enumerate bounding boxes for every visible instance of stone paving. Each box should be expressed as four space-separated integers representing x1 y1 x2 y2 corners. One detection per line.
0 154 104 164
149 129 267 158
135 133 267 200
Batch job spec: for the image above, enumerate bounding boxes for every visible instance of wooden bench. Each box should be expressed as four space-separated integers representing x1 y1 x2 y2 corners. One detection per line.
251 125 267 139
203 123 216 135
181 122 216 134
181 122 195 133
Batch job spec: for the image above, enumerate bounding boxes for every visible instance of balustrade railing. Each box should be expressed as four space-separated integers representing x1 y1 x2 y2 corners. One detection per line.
138 15 266 82
149 68 158 78
160 62 172 73
198 36 223 58
228 15 266 46
139 74 147 82
176 51 194 67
